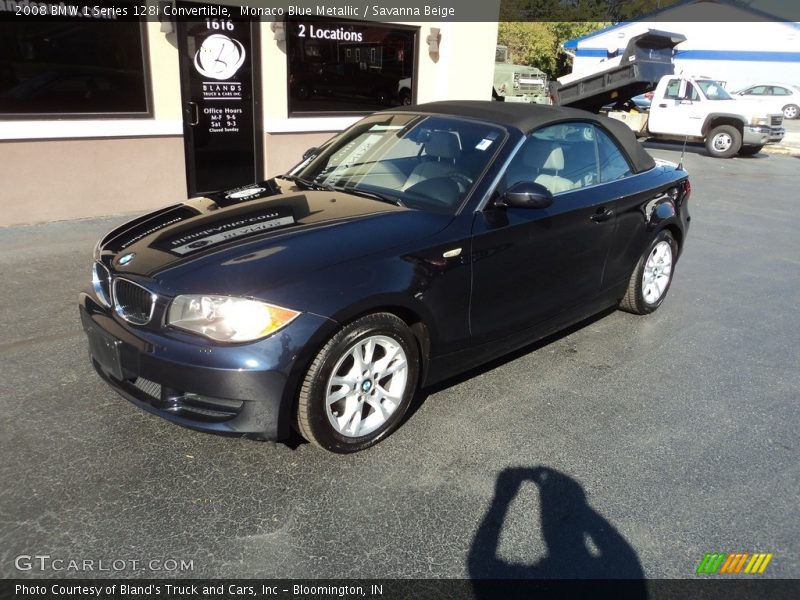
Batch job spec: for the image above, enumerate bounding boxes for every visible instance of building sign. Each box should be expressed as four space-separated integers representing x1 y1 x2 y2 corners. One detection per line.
194 33 247 80
286 19 417 115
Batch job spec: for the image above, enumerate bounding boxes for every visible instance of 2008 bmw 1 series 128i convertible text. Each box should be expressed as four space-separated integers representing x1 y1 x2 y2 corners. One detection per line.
80 101 691 453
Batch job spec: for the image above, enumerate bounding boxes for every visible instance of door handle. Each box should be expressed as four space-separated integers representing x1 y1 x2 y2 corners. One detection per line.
658 103 667 108
186 102 199 126
590 207 614 223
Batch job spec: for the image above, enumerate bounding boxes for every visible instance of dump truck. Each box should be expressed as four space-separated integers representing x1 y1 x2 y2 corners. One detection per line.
551 30 784 157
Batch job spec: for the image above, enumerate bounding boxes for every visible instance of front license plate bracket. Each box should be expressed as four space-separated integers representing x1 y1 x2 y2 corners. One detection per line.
86 324 124 381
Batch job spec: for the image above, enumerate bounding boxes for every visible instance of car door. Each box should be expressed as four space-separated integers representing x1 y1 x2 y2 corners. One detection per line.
649 78 704 136
469 122 617 344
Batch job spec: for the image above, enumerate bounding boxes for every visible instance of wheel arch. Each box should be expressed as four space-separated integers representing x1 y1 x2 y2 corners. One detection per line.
702 114 745 136
783 103 799 117
662 223 683 254
285 300 435 418
331 303 433 385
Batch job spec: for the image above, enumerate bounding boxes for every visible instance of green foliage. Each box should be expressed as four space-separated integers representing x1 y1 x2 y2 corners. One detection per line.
497 22 607 79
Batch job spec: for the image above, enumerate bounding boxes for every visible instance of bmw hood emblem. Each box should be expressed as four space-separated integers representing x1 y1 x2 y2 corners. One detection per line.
118 252 135 266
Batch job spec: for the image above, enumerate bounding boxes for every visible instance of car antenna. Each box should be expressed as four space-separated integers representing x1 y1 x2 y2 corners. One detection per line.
677 135 688 170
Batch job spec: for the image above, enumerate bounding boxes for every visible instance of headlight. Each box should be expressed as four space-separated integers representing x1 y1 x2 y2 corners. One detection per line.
752 116 769 126
167 295 300 342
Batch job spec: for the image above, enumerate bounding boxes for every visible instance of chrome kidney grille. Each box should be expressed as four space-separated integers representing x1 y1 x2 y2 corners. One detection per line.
112 278 157 325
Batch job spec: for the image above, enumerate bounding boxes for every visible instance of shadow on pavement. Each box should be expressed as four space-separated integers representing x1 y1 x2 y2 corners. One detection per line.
468 467 647 598
404 307 617 427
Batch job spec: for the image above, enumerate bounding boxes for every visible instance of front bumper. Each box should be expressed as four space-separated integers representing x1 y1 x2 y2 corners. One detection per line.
79 292 336 440
744 125 785 145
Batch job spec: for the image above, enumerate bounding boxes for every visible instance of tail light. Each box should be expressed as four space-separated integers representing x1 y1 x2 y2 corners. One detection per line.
683 179 691 202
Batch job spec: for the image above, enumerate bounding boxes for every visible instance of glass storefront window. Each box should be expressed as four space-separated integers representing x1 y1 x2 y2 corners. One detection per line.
286 19 417 116
0 21 150 118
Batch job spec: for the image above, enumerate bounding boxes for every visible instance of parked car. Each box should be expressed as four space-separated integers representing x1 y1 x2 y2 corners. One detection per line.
80 101 691 453
602 92 653 114
731 83 800 120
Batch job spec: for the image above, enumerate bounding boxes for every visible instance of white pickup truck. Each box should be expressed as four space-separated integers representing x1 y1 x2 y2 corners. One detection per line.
608 75 785 157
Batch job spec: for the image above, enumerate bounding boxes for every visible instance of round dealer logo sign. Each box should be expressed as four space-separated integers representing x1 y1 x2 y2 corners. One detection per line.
194 34 246 80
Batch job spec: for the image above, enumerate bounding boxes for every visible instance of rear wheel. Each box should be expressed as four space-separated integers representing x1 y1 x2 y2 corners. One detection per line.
296 313 419 453
705 124 741 158
620 231 677 315
783 104 799 120
738 145 764 156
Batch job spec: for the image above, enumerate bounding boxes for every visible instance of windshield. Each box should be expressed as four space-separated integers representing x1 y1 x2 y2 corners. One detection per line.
292 113 506 213
696 80 732 100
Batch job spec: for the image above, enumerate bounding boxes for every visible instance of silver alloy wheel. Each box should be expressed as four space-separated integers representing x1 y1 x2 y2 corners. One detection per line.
641 241 673 305
784 104 799 120
712 132 733 152
325 335 408 438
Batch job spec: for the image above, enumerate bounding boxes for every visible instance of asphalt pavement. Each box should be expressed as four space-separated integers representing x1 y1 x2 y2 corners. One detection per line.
0 146 798 582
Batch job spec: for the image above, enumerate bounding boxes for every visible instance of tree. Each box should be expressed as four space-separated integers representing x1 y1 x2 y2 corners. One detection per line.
497 22 608 79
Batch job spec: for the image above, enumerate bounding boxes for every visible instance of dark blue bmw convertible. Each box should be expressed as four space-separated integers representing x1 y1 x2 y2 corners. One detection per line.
80 101 691 453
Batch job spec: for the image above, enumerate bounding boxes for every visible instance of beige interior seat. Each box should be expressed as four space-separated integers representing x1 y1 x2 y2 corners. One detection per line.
403 131 462 190
533 146 575 194
506 141 575 194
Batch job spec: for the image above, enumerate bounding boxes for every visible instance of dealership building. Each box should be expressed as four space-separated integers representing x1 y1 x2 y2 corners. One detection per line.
0 4 499 227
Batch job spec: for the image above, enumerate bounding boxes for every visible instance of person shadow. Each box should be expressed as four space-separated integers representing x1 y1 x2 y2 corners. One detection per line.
468 467 648 599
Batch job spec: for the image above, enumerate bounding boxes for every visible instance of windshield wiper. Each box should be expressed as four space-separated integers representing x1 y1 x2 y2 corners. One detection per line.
280 176 405 207
335 185 406 207
278 174 333 191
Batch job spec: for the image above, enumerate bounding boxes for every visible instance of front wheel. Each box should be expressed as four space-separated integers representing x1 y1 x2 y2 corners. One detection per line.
295 313 420 453
619 231 677 315
705 125 741 158
783 104 799 120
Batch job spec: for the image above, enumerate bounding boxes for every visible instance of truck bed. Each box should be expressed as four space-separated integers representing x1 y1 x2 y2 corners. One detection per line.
551 30 686 113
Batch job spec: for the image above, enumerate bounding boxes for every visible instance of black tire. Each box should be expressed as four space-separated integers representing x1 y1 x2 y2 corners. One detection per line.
295 313 420 453
399 89 412 106
738 145 764 156
619 231 677 315
783 104 799 120
705 124 741 158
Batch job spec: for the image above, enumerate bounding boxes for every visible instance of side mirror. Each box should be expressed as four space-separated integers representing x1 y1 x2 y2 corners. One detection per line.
302 147 318 160
498 181 553 209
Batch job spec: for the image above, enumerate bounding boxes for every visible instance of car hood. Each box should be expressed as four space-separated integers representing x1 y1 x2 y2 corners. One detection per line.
98 180 453 298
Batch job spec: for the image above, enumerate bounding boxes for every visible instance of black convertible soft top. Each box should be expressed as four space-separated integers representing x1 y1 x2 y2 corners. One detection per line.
391 100 656 174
